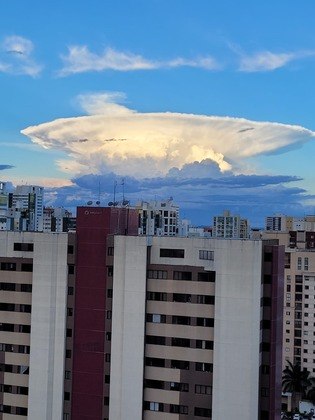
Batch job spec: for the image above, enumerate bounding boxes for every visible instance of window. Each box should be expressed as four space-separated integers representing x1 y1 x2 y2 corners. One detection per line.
171 360 190 370
170 382 189 392
196 295 215 305
146 335 166 345
0 283 16 291
14 242 34 252
173 293 191 303
173 271 192 280
67 308 73 316
21 263 33 272
66 350 71 358
107 266 113 277
68 286 74 295
172 315 190 325
21 284 32 293
67 245 74 254
105 353 111 362
199 250 214 260
197 271 215 282
172 337 190 347
146 313 166 323
160 249 184 258
194 407 212 417
0 262 16 271
144 401 164 412
145 357 165 368
305 257 309 271
107 247 114 256
107 289 113 298
195 384 212 395
170 404 188 414
196 317 214 327
195 362 213 372
147 270 167 279
68 265 75 275
66 329 72 338
65 370 71 379
145 379 164 390
105 375 110 384
261 387 269 397
297 257 302 270
106 310 112 319
147 292 167 301
196 340 213 349
106 332 111 341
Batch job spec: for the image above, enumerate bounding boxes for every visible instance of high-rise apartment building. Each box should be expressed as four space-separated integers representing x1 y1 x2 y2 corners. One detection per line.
137 199 180 236
212 210 249 239
0 207 284 419
262 228 315 375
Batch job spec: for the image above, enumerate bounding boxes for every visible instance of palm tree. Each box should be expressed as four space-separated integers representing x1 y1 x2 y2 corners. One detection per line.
282 361 313 411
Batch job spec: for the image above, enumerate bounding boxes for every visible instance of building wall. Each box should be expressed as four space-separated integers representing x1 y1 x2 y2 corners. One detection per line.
0 231 69 420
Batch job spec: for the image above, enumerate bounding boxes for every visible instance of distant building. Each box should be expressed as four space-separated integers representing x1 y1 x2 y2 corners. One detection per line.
137 199 179 236
43 207 76 233
0 182 9 231
213 210 249 239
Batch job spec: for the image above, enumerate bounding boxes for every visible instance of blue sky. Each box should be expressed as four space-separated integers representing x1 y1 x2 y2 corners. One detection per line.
1 1 315 226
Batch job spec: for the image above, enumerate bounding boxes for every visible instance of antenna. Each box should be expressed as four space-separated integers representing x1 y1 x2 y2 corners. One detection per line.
122 178 125 203
113 181 117 207
98 178 101 203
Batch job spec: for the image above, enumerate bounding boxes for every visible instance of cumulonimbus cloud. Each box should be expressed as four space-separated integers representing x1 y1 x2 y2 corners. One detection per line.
0 35 43 77
58 45 220 75
21 92 315 179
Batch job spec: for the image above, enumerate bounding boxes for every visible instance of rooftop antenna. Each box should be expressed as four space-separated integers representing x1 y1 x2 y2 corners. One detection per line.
98 178 101 203
122 178 125 203
113 180 117 207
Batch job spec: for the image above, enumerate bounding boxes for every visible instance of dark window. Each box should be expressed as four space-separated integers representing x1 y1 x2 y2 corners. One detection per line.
107 289 113 298
197 295 215 305
14 243 34 252
198 271 215 282
64 392 70 401
263 275 272 284
0 303 15 311
172 316 190 325
19 325 31 333
21 263 33 272
65 371 71 379
146 335 166 345
173 293 191 303
20 305 31 313
147 292 167 301
106 310 112 319
261 297 271 307
171 337 190 347
68 286 74 295
0 283 16 291
194 407 212 417
66 329 72 338
261 320 271 329
195 362 213 372
107 247 114 256
104 397 109 406
260 342 270 352
196 317 214 327
18 345 30 354
105 353 111 362
66 349 72 358
68 265 75 275
264 252 273 262
107 266 113 277
106 332 111 341
17 386 28 395
16 407 28 416
0 262 16 271
199 250 214 260
196 340 213 349
170 404 188 414
21 284 32 293
173 271 192 280
145 357 165 367
144 379 164 389
105 375 110 384
170 382 189 392
67 308 73 316
171 360 190 370
67 245 74 254
160 249 184 258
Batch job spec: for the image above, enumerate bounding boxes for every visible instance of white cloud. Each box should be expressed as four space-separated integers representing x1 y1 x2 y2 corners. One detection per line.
21 92 315 179
0 35 43 77
239 50 315 72
59 45 219 75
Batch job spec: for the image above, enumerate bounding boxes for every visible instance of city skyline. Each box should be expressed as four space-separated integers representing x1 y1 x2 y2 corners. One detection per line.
1 1 315 225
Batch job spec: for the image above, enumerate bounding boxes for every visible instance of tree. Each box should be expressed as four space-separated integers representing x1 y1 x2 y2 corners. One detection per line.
282 361 313 411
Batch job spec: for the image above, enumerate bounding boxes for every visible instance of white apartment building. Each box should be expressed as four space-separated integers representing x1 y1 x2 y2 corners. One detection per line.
213 210 249 239
137 199 180 236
